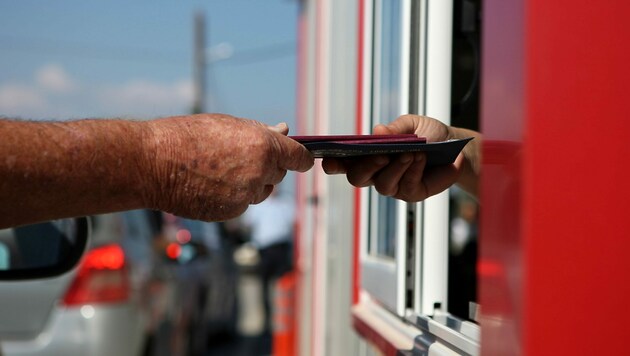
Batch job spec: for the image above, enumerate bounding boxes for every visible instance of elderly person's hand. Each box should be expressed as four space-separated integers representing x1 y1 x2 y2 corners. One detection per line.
322 114 480 201
144 114 314 221
0 114 313 228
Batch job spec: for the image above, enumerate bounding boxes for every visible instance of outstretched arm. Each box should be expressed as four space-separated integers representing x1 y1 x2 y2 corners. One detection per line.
0 114 314 228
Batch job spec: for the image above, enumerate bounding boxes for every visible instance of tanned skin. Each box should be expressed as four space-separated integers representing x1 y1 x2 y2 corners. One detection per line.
1 114 481 228
0 114 314 229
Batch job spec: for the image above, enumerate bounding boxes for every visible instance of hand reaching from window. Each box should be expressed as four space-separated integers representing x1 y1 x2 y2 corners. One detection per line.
322 114 480 201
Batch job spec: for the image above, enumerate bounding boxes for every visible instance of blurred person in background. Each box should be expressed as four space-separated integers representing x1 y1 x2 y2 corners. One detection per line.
240 185 295 336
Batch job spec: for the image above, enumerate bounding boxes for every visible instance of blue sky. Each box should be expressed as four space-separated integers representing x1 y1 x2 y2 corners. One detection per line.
0 0 299 128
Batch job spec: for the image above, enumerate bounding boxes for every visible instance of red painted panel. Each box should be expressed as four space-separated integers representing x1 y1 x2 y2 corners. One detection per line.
482 0 630 355
353 0 365 306
479 0 526 354
525 1 630 355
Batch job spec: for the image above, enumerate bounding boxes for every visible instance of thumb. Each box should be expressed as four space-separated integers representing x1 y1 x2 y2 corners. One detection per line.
385 115 423 135
274 134 314 173
267 122 289 135
374 124 395 135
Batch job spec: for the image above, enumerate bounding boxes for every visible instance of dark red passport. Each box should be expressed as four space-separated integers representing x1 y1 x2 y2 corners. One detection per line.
290 134 472 166
289 134 425 143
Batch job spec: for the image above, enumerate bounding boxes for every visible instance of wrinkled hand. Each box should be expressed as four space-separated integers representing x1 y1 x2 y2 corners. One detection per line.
143 114 314 221
322 114 465 202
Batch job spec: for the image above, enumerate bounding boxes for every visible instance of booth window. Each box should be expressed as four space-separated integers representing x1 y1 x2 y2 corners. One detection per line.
359 1 482 352
361 0 411 316
369 0 402 260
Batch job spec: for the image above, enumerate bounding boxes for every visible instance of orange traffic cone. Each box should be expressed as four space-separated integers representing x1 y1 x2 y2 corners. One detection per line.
272 271 296 356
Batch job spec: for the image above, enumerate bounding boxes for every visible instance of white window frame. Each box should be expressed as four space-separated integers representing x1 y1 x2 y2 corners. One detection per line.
412 0 453 316
360 0 412 317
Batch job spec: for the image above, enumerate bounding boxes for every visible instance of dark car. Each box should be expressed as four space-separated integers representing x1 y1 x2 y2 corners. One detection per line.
161 214 240 352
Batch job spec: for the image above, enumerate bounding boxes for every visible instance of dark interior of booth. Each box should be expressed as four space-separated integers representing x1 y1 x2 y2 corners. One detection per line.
448 0 481 322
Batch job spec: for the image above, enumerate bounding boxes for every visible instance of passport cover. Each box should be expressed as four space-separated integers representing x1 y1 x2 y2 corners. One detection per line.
291 135 473 166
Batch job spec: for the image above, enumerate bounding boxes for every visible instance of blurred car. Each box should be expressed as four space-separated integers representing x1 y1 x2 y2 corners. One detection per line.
162 215 240 349
0 219 89 350
0 210 201 356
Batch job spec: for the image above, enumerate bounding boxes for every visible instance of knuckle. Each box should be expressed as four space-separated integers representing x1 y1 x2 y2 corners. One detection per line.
250 133 270 154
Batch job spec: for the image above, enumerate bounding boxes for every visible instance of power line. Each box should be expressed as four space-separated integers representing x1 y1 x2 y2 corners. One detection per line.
0 34 185 65
0 34 296 66
217 41 296 66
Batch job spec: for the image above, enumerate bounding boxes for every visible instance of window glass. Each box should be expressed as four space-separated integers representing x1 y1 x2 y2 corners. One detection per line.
370 0 402 259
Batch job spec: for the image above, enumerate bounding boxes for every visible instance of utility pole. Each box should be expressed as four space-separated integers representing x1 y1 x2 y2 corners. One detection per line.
192 11 206 114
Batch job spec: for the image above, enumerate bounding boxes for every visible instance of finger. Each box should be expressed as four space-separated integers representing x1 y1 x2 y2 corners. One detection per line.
250 184 275 205
419 153 463 198
372 153 414 196
274 134 315 172
393 152 428 201
217 200 249 221
268 168 287 185
322 158 347 174
345 155 390 187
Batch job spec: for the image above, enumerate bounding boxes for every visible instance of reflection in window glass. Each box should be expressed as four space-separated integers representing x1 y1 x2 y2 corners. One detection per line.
0 221 72 270
372 0 402 259
0 243 9 270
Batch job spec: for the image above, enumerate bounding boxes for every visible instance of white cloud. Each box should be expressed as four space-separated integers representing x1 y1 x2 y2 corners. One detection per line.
97 79 193 117
0 84 47 117
0 63 192 120
35 64 77 94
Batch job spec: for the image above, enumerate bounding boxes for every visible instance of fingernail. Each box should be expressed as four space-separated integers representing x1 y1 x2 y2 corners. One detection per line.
414 152 424 162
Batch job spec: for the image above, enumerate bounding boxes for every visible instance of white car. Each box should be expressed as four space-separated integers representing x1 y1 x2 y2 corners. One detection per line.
0 211 198 356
